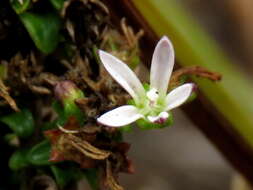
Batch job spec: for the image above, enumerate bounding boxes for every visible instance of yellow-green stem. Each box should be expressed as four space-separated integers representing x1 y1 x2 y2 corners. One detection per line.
133 0 253 147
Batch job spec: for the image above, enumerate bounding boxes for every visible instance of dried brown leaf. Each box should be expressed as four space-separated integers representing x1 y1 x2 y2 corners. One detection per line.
29 85 51 95
66 134 110 160
121 18 144 49
0 80 19 111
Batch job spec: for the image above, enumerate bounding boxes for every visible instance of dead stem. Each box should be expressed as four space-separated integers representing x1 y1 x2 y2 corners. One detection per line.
0 79 19 111
121 18 144 49
7 53 57 95
29 85 51 95
90 0 109 14
66 134 111 160
170 66 222 88
106 160 124 190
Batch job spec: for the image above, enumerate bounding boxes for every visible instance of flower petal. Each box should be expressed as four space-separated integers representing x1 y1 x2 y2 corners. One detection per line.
147 112 169 124
97 105 143 127
165 83 194 111
99 50 145 104
150 36 175 96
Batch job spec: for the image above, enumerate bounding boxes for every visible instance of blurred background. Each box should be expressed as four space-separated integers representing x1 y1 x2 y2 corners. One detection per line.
121 0 253 190
123 111 233 190
177 0 253 74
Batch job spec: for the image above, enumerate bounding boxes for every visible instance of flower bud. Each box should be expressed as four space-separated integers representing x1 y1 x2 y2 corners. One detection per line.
54 81 83 104
54 81 85 124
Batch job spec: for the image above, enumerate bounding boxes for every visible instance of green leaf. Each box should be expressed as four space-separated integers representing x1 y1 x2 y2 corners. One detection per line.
0 109 35 138
27 140 51 166
41 120 57 131
19 12 61 54
83 169 99 190
10 0 31 14
51 165 83 188
49 0 65 10
51 166 98 190
9 148 30 170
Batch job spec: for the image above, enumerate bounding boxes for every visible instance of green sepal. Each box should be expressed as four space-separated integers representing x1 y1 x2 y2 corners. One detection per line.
127 99 135 106
136 113 173 130
19 12 61 54
27 140 51 166
119 125 133 133
0 109 35 138
10 0 31 14
9 148 30 170
142 83 150 91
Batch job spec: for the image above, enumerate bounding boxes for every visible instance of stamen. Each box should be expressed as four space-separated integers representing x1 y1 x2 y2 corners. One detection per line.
146 88 159 101
147 112 169 124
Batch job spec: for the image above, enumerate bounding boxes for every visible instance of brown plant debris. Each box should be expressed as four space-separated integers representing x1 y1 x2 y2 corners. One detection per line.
65 18 144 121
170 66 222 88
64 53 130 120
30 175 58 190
6 53 59 95
120 18 144 49
100 18 144 67
62 0 109 59
105 160 124 190
45 117 133 175
0 79 19 111
66 133 111 160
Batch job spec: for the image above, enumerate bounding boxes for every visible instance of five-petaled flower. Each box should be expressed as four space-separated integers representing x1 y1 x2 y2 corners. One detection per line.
97 36 194 128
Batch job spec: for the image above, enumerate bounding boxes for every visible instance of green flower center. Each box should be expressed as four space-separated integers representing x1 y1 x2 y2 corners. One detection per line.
138 88 166 118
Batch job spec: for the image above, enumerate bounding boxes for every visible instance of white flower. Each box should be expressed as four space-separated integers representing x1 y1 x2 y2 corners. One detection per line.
97 36 194 127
